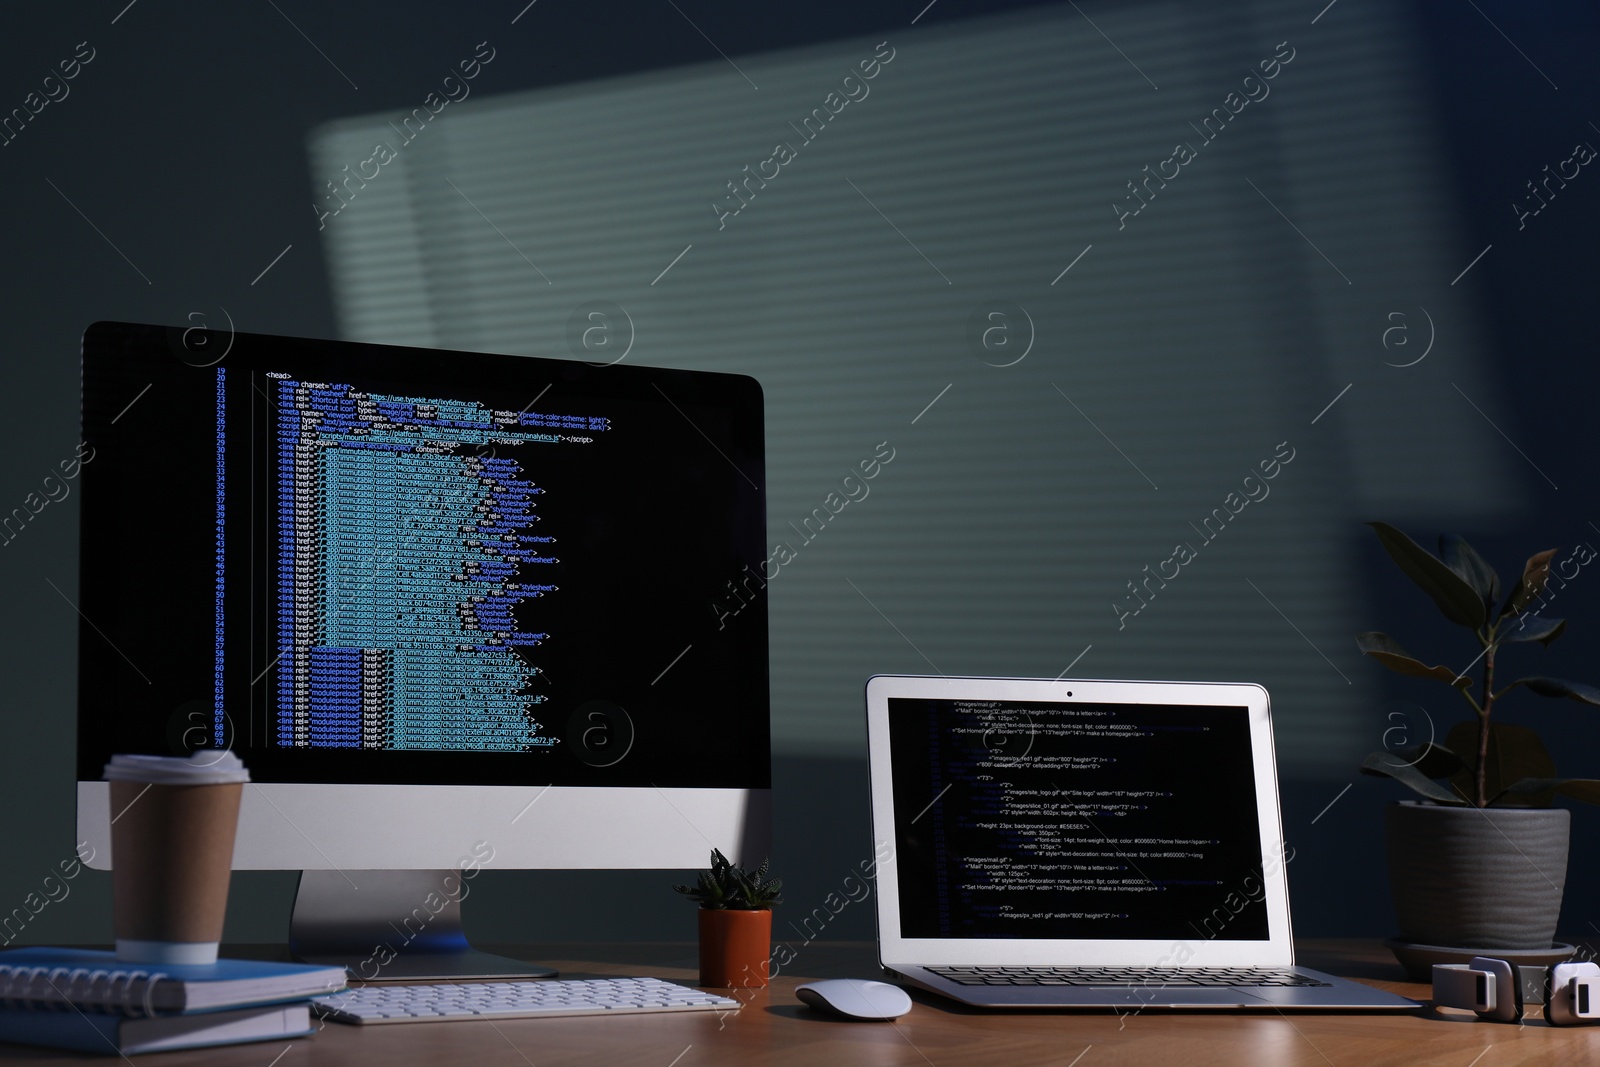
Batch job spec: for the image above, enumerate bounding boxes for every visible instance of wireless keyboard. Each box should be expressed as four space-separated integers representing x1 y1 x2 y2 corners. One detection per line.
312 977 741 1024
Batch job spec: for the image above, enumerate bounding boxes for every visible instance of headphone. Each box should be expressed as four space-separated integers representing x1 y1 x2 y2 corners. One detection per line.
1432 957 1600 1025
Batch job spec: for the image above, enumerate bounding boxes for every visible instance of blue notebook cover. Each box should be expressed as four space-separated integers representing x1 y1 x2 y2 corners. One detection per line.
0 1002 314 1055
0 947 346 1014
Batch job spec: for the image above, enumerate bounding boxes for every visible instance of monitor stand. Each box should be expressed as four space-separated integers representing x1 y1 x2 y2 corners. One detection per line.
289 870 557 981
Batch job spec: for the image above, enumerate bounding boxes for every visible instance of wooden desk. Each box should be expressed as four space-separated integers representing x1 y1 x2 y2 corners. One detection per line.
2 941 1596 1065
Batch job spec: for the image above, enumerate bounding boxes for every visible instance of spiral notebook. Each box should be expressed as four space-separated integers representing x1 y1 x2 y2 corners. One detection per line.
0 947 346 1016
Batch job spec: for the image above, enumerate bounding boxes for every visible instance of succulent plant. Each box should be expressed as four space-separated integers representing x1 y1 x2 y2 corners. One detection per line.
673 848 783 910
1358 522 1600 808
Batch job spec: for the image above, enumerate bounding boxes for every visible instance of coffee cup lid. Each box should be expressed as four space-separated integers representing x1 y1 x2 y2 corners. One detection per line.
104 752 250 785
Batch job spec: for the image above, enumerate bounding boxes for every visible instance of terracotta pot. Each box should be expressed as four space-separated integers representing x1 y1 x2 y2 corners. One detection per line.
698 908 772 988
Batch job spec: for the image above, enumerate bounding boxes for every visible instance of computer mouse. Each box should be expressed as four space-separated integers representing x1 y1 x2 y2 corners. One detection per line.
795 978 913 1020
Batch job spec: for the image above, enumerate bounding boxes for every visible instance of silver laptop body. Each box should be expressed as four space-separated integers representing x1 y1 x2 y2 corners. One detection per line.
865 675 1417 1011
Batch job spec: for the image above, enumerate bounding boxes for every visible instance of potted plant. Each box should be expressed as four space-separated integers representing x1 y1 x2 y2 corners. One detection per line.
675 848 783 988
1357 522 1600 976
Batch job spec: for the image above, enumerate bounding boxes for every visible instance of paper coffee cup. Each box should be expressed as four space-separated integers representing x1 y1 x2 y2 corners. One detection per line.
104 753 250 965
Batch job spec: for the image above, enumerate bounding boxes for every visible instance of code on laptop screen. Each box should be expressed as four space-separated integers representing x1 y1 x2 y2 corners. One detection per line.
888 697 1270 941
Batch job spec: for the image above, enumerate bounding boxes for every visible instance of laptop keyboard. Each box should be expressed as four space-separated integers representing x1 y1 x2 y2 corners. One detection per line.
927 967 1328 988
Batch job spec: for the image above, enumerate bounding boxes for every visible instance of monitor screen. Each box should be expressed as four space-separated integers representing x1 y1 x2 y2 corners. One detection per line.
77 321 769 795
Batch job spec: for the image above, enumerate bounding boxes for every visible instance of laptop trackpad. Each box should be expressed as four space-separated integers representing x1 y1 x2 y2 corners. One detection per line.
1109 987 1275 1008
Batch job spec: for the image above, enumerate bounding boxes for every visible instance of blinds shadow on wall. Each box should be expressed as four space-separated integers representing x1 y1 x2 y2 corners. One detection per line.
309 1 1521 770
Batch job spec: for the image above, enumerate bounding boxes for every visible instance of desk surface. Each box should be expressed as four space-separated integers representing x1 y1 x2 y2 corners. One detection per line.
1 941 1593 1065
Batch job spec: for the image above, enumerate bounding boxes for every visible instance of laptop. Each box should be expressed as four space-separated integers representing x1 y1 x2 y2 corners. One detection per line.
864 675 1417 1011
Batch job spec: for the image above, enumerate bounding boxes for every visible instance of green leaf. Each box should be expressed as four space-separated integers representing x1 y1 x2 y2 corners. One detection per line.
1489 777 1557 807
1360 751 1467 803
1356 632 1471 686
680 848 782 909
1500 778 1600 807
1499 548 1560 618
1367 522 1487 628
1498 615 1567 646
1489 722 1558 769
1440 534 1500 605
1508 676 1600 706
1445 721 1555 805
1383 740 1467 780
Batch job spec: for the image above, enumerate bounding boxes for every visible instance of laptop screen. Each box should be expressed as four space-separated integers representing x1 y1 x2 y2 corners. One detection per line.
887 696 1269 942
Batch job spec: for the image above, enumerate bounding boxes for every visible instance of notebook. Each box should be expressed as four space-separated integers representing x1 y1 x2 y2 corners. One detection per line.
864 675 1418 1010
0 948 346 1015
0 1002 312 1054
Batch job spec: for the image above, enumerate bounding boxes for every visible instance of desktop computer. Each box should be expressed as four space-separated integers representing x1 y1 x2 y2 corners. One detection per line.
74 320 771 978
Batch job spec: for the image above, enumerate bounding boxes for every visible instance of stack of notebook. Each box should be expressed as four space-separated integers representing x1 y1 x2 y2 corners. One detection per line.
0 947 347 1055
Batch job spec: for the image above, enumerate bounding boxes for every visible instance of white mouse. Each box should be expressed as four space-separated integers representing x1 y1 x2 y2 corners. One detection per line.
795 978 913 1020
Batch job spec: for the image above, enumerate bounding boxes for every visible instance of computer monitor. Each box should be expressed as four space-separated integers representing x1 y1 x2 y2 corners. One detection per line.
75 320 771 978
